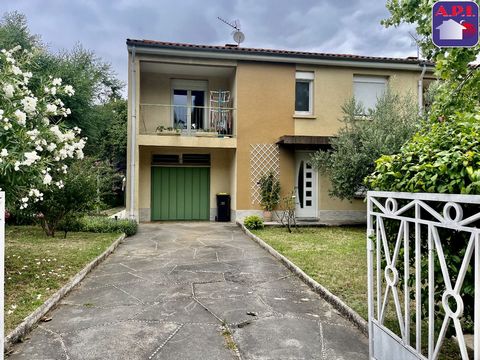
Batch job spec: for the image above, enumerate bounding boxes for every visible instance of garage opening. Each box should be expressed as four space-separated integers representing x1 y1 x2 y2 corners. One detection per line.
151 154 210 221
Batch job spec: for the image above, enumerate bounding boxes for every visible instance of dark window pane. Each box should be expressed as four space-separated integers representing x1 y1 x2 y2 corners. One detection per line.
191 90 205 130
306 191 312 197
173 90 188 129
306 200 312 206
306 181 312 187
297 161 304 208
306 172 312 179
295 81 310 112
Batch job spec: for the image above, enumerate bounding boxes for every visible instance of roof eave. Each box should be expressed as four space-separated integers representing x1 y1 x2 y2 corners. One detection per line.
126 41 434 72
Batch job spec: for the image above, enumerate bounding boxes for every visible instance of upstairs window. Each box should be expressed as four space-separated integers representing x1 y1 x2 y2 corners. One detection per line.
295 71 314 115
353 75 387 113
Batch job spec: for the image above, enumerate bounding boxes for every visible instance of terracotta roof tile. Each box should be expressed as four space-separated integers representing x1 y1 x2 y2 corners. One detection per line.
126 39 433 66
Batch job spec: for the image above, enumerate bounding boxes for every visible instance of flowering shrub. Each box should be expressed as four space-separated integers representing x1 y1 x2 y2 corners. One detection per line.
0 46 85 208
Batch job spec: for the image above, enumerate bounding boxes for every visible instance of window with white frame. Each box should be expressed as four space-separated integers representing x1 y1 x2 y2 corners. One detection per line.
295 71 314 115
353 75 387 113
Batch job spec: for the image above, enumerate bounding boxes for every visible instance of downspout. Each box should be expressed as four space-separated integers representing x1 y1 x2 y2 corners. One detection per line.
418 62 427 115
129 46 137 219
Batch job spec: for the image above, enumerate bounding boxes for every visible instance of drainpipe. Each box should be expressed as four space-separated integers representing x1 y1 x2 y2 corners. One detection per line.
418 63 427 116
129 46 137 220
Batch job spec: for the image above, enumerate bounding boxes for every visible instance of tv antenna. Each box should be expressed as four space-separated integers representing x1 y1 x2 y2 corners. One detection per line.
409 31 421 59
218 17 245 45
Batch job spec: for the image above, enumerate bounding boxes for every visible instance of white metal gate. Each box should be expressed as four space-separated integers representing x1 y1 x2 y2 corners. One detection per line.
367 191 480 359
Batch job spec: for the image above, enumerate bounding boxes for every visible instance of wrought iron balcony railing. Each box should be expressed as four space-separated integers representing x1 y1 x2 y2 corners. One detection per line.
139 104 235 137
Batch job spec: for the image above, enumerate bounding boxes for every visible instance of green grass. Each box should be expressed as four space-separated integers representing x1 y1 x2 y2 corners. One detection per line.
5 226 121 333
252 226 466 359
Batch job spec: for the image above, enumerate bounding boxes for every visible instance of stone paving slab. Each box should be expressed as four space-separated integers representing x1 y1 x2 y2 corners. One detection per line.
7 222 368 359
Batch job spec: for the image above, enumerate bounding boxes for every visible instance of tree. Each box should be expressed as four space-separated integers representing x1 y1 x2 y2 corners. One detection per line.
0 11 124 155
97 99 128 171
33 159 98 237
0 46 85 209
309 90 420 200
0 11 40 51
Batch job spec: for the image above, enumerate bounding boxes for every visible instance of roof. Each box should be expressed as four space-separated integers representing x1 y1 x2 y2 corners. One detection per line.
126 39 433 67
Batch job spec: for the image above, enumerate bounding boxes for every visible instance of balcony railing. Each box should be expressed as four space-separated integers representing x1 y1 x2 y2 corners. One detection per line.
140 104 235 137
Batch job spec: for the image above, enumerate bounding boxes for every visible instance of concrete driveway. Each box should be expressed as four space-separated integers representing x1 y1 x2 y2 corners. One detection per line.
8 223 368 360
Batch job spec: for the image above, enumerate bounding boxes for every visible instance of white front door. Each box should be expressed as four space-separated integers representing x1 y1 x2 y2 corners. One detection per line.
295 152 317 218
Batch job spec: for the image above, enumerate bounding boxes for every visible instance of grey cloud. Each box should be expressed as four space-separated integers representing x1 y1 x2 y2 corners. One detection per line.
1 0 418 92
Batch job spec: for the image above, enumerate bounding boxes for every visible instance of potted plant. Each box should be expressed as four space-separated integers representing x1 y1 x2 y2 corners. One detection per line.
156 125 181 135
258 171 281 222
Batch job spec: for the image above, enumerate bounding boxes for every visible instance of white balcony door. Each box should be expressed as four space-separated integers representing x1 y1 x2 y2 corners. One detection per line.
171 80 207 132
295 151 317 218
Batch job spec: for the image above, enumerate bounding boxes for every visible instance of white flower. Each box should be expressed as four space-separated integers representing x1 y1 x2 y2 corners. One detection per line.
76 149 84 159
21 197 28 203
52 78 62 86
47 143 57 152
46 104 57 115
50 87 56 95
23 151 40 166
43 173 52 185
3 84 14 98
23 71 32 83
42 117 50 125
64 85 75 96
1 149 8 157
36 294 42 300
14 109 26 126
11 65 22 75
65 108 71 115
26 129 39 140
21 96 37 114
14 161 21 171
55 180 64 189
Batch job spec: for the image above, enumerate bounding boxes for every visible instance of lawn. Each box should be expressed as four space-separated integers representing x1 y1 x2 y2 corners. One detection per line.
251 226 466 359
5 226 121 333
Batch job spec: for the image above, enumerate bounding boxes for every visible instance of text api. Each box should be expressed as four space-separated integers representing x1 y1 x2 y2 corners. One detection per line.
432 1 479 47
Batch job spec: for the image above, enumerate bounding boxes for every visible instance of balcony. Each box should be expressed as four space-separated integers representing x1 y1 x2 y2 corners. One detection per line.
138 103 237 148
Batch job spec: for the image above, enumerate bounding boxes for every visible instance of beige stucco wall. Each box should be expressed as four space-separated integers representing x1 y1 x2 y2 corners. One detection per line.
294 66 419 136
137 146 235 221
318 174 365 210
235 61 296 211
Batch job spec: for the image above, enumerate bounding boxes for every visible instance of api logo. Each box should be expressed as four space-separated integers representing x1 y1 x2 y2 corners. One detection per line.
432 1 479 47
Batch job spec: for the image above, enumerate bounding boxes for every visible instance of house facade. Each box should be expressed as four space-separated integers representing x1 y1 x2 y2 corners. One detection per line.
126 39 432 223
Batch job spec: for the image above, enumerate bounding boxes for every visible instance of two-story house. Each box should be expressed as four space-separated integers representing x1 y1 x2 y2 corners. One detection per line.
126 39 433 223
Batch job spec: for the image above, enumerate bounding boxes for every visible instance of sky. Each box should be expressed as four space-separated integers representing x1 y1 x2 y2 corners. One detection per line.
1 0 417 89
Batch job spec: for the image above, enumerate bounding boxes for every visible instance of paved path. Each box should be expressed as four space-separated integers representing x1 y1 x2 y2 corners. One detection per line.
8 223 368 360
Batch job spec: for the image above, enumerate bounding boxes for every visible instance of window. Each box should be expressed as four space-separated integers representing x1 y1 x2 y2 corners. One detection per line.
353 75 387 113
295 71 314 115
171 80 207 131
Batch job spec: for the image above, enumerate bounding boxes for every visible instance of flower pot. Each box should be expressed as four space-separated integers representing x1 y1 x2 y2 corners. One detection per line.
263 210 272 222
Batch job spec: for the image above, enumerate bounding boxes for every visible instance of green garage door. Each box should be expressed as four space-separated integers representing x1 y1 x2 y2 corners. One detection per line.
151 167 210 221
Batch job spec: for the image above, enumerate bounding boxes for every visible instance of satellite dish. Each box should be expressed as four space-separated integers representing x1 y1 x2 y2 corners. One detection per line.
233 30 245 45
218 17 245 46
